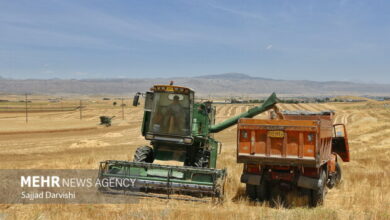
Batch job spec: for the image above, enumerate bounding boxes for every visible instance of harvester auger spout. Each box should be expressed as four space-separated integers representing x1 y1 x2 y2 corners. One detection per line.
98 83 279 201
209 92 279 133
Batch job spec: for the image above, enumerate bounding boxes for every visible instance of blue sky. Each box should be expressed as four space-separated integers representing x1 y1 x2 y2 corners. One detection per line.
1 0 389 83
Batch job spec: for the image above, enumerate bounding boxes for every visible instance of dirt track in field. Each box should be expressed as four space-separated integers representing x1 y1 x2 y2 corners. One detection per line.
0 99 389 219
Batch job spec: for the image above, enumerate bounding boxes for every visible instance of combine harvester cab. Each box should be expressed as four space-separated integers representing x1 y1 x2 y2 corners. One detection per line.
98 83 279 201
237 110 350 206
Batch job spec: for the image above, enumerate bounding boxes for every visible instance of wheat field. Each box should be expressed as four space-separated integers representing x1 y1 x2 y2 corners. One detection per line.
0 97 389 220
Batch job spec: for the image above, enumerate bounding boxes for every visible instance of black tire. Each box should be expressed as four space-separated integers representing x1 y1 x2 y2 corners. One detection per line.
256 178 269 202
269 184 283 207
193 150 210 168
327 162 342 189
311 170 327 207
133 146 154 163
246 184 257 201
334 162 342 186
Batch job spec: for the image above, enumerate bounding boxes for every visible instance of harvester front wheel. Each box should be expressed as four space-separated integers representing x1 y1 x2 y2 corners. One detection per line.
193 150 210 168
133 146 154 163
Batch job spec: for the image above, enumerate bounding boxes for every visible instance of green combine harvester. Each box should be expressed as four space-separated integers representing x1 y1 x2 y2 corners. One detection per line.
98 83 278 201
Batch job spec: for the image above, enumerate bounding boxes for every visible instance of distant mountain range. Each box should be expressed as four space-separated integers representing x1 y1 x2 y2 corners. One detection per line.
0 73 389 97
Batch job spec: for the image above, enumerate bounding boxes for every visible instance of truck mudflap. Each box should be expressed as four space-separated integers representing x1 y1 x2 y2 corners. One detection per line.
98 160 227 201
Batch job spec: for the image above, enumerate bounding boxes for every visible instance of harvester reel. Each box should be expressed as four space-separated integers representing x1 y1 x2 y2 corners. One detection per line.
213 176 227 203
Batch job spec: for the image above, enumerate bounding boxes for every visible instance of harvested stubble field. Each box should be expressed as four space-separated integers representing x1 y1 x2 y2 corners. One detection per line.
0 97 389 220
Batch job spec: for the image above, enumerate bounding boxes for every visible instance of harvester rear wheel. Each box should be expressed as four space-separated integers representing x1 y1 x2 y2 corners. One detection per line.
133 146 154 163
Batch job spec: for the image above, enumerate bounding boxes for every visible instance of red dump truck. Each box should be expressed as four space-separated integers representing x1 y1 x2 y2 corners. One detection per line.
237 110 350 206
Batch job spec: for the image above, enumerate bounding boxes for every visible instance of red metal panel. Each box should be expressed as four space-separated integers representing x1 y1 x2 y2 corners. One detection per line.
287 131 299 156
282 132 287 158
236 118 333 167
299 132 304 158
250 130 256 155
303 132 316 158
270 136 283 156
266 135 271 156
254 131 266 155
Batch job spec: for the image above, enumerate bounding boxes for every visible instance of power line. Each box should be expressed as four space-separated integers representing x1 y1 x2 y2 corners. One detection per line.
79 100 82 120
25 93 28 123
121 98 124 120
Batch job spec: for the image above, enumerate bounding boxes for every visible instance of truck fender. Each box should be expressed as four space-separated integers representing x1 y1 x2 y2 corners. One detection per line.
297 175 323 190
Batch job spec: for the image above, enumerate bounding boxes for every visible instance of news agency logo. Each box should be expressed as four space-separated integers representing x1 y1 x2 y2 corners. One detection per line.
20 176 137 188
19 176 139 201
0 170 140 204
21 176 61 187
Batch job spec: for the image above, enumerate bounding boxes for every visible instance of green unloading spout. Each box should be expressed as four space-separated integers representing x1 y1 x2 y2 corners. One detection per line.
208 92 279 133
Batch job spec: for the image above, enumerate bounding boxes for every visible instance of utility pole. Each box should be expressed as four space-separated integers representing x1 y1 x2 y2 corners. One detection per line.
121 98 124 120
25 93 28 123
79 100 82 120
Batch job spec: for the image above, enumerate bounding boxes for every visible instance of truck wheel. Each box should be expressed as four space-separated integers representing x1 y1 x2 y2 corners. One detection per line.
245 184 257 201
270 184 283 207
133 146 154 163
256 178 269 202
327 162 342 189
334 162 342 186
311 170 327 207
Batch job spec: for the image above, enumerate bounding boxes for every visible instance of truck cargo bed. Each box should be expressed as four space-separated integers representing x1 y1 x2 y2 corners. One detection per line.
237 118 333 168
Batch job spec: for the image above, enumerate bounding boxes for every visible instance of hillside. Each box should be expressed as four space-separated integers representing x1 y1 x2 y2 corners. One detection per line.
1 73 390 96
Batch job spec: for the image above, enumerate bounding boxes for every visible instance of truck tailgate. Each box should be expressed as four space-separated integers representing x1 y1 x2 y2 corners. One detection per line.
237 118 325 167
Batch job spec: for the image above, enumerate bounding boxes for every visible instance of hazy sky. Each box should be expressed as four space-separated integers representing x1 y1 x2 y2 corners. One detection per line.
1 0 389 82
